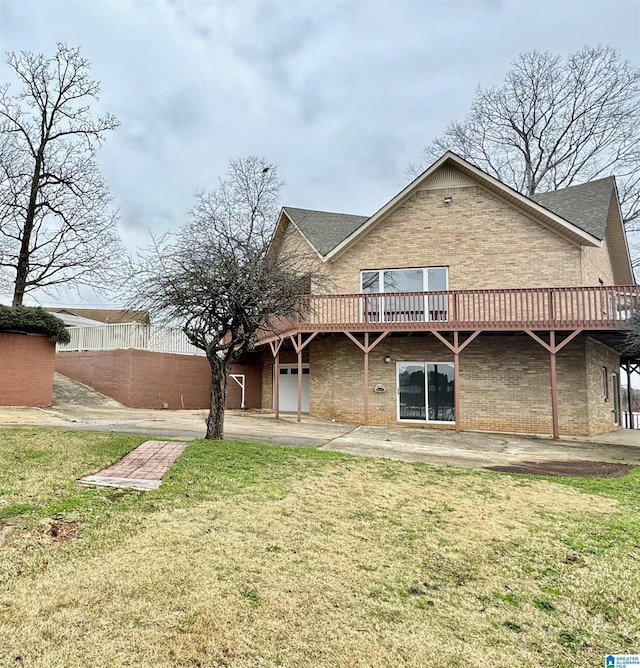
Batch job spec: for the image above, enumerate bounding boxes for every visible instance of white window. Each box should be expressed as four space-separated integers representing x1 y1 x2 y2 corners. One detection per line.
360 267 448 322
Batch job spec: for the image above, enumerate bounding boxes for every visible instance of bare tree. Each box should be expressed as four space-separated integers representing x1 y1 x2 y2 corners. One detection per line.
416 46 640 236
0 44 123 306
627 309 640 356
130 157 320 440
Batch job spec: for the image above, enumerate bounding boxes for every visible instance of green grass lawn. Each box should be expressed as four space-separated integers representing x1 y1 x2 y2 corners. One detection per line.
0 428 638 667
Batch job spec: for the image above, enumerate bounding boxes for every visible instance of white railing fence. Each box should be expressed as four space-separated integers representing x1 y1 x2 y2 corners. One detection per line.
622 412 640 429
57 324 205 356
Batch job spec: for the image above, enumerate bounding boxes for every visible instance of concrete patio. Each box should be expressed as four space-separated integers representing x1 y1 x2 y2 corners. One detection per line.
0 373 637 472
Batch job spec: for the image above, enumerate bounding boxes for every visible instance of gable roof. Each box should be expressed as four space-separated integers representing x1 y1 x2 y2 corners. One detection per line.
327 152 605 260
530 177 615 241
282 207 369 257
278 152 608 263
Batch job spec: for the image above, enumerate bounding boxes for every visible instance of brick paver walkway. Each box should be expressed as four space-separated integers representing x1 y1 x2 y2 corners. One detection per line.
79 440 187 491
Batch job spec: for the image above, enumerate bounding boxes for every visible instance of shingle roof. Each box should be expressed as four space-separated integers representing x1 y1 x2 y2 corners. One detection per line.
283 176 616 257
530 177 615 241
283 207 369 256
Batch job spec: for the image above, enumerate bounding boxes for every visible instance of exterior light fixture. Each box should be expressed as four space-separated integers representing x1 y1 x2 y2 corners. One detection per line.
384 355 391 363
443 196 452 205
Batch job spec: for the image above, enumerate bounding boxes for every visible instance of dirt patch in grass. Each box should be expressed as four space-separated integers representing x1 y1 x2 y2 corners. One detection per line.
35 519 80 544
1 518 80 550
486 459 636 478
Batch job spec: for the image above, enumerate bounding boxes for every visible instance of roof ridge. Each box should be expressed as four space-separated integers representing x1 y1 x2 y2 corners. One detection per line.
532 175 615 197
284 205 368 219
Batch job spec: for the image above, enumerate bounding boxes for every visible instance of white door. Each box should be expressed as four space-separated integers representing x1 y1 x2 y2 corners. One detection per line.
278 365 310 412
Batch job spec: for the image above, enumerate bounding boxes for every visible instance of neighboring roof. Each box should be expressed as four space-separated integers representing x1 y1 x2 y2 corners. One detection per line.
45 308 150 325
282 207 369 257
530 177 615 241
48 311 106 327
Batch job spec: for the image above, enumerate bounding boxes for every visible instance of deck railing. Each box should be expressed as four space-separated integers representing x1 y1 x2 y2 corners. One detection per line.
293 285 640 331
57 323 205 356
623 411 640 429
58 286 640 352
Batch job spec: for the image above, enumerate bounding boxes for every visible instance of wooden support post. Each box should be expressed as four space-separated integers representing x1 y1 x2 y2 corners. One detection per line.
343 331 389 426
297 333 303 423
432 330 480 433
524 329 582 440
453 332 461 433
363 333 369 426
549 331 559 440
269 338 285 419
274 348 280 419
286 331 317 422
626 361 634 429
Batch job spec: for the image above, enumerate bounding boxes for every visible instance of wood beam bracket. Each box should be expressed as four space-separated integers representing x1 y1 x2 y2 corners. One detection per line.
343 331 390 353
432 329 482 354
289 332 318 353
523 329 582 441
268 338 284 358
524 329 583 354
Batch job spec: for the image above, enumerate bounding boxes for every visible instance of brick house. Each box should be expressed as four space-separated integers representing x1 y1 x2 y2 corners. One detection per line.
255 151 638 438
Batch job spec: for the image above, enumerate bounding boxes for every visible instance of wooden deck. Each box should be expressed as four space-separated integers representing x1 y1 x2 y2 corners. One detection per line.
280 284 640 334
259 285 639 438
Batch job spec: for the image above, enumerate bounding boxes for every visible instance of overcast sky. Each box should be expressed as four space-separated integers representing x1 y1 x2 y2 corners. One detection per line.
1 0 639 308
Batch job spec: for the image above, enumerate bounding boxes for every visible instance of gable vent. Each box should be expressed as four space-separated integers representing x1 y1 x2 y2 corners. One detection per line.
419 166 476 191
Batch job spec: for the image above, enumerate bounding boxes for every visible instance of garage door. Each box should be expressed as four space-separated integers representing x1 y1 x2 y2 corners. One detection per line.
278 365 310 412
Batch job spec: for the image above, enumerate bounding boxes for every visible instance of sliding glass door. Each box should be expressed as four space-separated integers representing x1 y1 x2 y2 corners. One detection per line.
397 362 455 423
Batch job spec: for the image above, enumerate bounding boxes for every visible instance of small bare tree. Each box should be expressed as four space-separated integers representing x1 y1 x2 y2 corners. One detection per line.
416 46 640 238
131 157 319 440
0 44 123 305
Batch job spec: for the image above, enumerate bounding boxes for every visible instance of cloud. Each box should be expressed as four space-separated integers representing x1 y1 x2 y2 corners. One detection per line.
1 0 639 305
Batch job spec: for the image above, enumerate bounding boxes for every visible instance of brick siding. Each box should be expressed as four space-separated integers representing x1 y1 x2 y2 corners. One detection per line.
297 333 618 437
0 332 55 406
585 338 623 434
279 176 616 295
321 184 584 293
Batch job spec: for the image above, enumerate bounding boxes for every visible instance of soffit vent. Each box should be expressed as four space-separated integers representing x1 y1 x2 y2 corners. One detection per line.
419 165 477 190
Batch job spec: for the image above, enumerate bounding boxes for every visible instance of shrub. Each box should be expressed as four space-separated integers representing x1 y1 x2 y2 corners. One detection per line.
0 306 70 344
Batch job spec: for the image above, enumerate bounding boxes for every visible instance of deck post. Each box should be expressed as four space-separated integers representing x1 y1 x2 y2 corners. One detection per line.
524 329 582 440
274 348 280 419
343 331 389 426
286 332 317 422
363 333 369 426
453 332 461 433
268 338 285 419
549 331 559 440
431 330 480 433
297 333 303 423
626 361 634 429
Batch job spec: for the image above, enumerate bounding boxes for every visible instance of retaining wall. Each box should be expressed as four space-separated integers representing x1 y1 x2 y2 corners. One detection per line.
55 349 262 410
0 332 56 406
